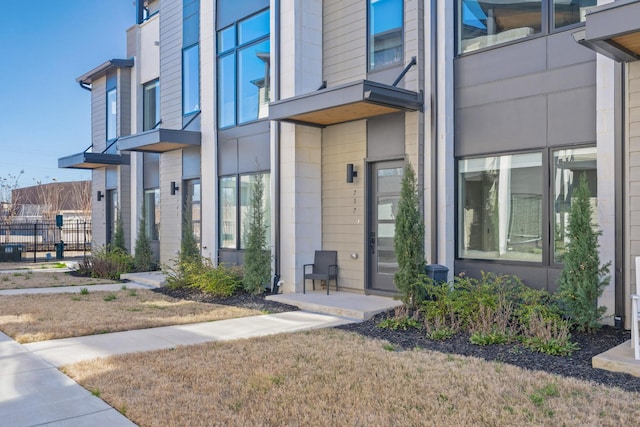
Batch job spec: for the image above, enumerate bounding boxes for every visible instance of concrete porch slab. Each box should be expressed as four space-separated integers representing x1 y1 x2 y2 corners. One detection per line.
266 291 403 320
121 270 166 287
592 340 640 377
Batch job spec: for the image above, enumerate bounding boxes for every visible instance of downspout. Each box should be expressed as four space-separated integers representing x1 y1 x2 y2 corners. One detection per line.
615 62 625 327
273 0 282 279
429 0 439 263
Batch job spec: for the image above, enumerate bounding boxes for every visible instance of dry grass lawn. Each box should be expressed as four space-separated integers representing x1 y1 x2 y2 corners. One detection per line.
63 329 640 426
0 289 262 343
0 271 114 290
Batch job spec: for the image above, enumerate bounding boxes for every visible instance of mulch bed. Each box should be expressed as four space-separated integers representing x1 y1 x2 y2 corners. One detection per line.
338 312 640 393
155 286 640 393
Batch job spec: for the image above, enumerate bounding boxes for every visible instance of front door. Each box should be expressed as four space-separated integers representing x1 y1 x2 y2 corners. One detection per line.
368 160 404 292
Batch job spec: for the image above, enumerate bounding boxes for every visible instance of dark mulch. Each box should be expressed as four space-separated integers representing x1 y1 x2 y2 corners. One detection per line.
338 312 640 393
153 286 299 314
154 287 640 393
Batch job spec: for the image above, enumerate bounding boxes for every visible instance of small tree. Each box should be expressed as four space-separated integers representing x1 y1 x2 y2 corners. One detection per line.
242 174 271 295
558 173 610 333
112 213 127 252
134 208 156 272
180 202 201 265
394 161 425 308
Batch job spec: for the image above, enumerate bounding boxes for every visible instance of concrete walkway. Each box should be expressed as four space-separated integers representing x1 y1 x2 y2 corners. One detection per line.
0 281 367 426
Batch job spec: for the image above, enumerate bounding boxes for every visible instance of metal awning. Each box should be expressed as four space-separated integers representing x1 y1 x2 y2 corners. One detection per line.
58 152 130 169
118 128 201 153
573 0 640 63
269 80 423 127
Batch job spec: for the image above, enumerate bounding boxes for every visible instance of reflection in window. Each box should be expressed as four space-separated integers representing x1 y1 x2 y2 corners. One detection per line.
369 0 403 71
183 45 200 115
184 179 201 249
143 79 160 131
458 153 543 262
553 147 597 262
144 188 160 241
220 176 237 248
458 0 541 54
107 87 117 141
553 0 596 29
216 9 270 128
219 173 271 250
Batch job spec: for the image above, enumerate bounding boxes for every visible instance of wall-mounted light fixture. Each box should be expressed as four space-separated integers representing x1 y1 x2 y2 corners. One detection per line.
97 191 104 202
170 181 180 195
346 163 358 183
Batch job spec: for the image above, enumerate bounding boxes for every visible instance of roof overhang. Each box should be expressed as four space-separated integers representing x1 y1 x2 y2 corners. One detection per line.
117 128 201 153
269 80 423 127
58 152 130 170
573 0 640 63
77 58 134 85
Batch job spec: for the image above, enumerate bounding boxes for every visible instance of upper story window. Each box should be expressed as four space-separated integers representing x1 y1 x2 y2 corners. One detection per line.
106 87 117 142
217 9 270 129
458 0 596 54
143 79 160 131
183 0 200 116
368 0 403 71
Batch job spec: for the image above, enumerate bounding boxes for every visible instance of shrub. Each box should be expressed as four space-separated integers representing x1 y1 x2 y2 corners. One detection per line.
133 208 157 272
166 257 242 297
378 306 421 331
242 173 271 295
558 173 610 333
85 246 134 280
112 214 127 252
394 161 426 308
521 312 579 356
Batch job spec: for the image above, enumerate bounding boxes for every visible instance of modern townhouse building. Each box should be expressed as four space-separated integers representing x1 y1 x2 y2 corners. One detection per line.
60 0 640 328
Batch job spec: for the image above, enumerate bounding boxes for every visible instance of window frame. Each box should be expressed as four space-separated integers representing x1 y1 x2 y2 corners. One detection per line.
142 79 160 132
456 0 595 56
216 8 270 129
456 145 597 267
182 44 200 117
144 188 160 242
218 172 271 251
367 0 405 72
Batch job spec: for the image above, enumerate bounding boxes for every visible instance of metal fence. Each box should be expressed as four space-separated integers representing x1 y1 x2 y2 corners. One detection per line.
0 220 91 261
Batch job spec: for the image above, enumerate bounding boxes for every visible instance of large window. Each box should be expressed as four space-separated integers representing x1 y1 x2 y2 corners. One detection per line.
183 0 200 116
552 147 597 263
459 153 543 262
217 9 270 128
106 87 117 141
368 0 403 71
458 147 597 264
144 188 160 241
184 179 201 249
219 173 270 250
458 0 596 54
143 79 160 131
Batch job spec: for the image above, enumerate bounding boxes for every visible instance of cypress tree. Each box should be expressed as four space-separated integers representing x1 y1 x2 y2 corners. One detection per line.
558 173 610 332
134 207 156 272
242 174 271 295
394 161 425 308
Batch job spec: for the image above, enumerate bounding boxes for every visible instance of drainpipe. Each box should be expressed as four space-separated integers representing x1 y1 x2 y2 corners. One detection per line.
273 0 281 279
429 0 439 263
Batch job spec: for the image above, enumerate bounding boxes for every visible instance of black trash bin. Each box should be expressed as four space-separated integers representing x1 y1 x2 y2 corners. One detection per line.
55 240 65 260
425 264 449 283
0 244 23 262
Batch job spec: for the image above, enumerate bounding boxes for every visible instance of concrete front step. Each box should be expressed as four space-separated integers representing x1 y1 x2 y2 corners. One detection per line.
120 271 166 287
592 340 640 377
266 291 402 321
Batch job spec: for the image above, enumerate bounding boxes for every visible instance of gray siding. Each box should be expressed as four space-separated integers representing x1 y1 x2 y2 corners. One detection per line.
323 0 366 85
118 69 132 138
91 79 106 152
455 31 597 157
160 0 183 129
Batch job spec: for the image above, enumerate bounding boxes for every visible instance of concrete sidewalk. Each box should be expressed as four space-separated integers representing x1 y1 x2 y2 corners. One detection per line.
0 282 158 296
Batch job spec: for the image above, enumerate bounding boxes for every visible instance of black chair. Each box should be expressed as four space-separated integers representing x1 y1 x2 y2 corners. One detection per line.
303 250 338 295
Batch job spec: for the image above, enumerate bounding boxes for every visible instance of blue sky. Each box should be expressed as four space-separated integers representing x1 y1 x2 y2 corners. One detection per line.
0 1 134 188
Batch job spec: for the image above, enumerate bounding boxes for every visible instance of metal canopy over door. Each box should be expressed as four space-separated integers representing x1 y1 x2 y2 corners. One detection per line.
368 160 404 292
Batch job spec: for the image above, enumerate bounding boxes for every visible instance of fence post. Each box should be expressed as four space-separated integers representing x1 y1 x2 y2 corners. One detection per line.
33 222 37 263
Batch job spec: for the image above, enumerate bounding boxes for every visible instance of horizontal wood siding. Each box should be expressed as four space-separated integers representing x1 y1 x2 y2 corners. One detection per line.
323 0 366 85
160 0 183 129
322 121 366 291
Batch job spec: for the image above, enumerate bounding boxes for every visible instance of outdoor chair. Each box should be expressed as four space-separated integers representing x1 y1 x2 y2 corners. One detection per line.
632 257 640 359
303 250 338 295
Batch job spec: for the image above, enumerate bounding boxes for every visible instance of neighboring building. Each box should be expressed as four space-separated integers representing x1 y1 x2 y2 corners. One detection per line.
59 0 640 328
10 181 92 222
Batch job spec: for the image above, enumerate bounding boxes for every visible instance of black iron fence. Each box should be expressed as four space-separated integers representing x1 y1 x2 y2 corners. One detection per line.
0 219 91 261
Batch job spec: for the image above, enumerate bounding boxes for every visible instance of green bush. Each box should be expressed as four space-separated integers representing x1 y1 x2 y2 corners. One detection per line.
133 207 157 272
166 257 242 297
242 173 271 295
81 246 134 280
